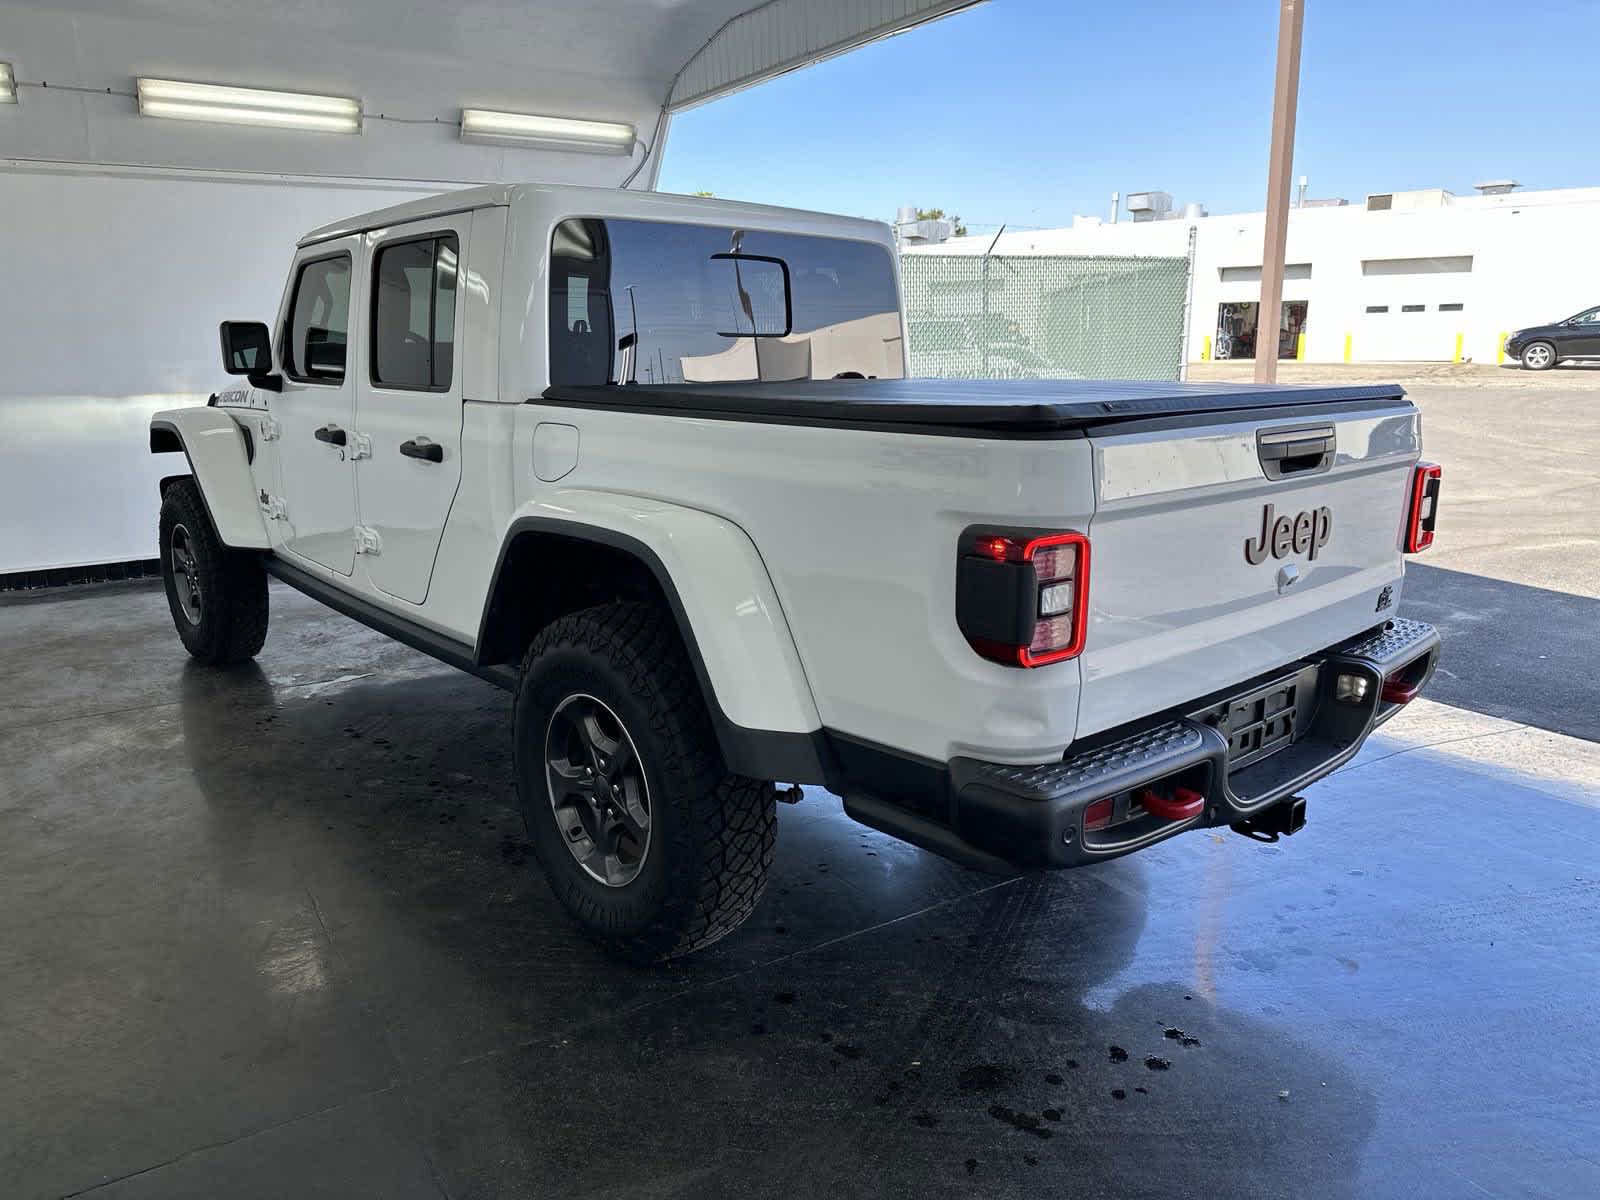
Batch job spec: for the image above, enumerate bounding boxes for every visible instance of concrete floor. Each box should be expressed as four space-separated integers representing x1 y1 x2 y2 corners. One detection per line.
4 372 1598 1199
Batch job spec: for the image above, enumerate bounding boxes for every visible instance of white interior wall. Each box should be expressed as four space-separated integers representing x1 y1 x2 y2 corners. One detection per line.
0 167 450 572
0 0 665 575
0 0 980 574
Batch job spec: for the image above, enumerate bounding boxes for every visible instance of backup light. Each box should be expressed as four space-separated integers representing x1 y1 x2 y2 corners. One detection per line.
459 108 635 154
0 62 15 104
136 78 361 134
1335 673 1370 704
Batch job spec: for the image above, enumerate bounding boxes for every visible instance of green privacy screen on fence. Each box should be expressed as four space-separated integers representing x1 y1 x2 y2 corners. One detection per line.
899 252 1192 381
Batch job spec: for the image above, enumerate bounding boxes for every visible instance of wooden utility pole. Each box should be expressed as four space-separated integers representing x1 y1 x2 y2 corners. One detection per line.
1255 0 1306 383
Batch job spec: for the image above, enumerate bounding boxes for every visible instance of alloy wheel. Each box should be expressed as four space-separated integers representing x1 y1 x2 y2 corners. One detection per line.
170 524 203 625
544 693 652 886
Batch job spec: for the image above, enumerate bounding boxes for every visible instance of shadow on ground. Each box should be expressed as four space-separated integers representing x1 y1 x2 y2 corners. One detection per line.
1400 563 1600 741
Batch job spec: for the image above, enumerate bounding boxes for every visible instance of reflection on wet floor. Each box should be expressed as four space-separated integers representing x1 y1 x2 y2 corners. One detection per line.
1 582 1596 1199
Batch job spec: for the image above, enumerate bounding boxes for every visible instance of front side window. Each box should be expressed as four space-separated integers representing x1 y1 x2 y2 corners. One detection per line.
372 234 459 390
1570 307 1600 326
548 218 903 386
285 254 351 382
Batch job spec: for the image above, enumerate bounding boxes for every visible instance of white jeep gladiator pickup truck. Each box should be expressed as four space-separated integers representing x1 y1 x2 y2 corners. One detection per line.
150 183 1443 961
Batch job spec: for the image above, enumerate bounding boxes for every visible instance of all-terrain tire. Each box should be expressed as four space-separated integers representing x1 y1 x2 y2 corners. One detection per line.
513 602 776 962
158 477 269 665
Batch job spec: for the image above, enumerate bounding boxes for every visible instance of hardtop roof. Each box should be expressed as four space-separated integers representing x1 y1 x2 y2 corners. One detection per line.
298 183 892 247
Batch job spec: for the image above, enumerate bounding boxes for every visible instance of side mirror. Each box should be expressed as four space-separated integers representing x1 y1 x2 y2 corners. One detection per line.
220 321 273 374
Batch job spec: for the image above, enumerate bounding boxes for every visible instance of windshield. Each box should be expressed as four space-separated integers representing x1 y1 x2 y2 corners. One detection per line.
548 217 904 386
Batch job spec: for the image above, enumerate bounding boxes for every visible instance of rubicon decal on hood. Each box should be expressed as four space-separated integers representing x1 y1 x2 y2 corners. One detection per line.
1245 503 1332 564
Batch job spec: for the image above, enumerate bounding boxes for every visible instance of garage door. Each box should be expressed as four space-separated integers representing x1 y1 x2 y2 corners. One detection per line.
1357 256 1471 362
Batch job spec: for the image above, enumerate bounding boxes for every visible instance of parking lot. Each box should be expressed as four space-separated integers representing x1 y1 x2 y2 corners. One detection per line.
1193 362 1600 738
3 366 1597 1199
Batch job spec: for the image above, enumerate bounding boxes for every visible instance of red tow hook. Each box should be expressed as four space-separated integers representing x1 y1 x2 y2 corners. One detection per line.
1381 675 1424 704
1139 785 1206 821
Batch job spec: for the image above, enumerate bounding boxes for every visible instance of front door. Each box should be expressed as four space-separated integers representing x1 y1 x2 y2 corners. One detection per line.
1563 306 1600 356
274 243 358 575
354 216 468 605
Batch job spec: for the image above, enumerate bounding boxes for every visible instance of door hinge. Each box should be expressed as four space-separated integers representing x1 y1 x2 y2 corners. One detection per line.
258 416 281 442
258 490 287 521
348 432 372 460
354 525 383 556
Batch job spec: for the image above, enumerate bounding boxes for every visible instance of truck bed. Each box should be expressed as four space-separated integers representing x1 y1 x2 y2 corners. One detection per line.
539 378 1407 437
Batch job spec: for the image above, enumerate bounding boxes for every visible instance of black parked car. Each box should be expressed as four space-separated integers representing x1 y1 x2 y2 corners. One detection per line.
1505 305 1600 370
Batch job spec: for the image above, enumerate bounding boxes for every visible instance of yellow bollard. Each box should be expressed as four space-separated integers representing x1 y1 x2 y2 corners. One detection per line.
1343 333 1353 363
1202 335 1212 362
1296 332 1306 361
1453 332 1464 364
1497 332 1507 365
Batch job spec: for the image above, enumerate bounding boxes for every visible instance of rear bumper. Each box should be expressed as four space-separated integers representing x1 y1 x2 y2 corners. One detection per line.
842 618 1439 872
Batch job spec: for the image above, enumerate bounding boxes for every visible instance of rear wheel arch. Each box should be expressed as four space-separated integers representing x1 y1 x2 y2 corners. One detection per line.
475 524 674 669
475 518 831 784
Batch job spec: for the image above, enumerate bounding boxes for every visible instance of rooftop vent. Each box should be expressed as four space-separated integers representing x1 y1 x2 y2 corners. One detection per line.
1126 191 1173 222
1473 179 1520 195
894 206 955 246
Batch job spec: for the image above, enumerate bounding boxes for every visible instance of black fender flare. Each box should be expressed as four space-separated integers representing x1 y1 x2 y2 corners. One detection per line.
476 516 831 785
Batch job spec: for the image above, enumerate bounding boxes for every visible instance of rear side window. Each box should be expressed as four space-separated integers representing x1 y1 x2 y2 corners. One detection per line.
371 234 459 390
284 254 351 383
548 217 902 386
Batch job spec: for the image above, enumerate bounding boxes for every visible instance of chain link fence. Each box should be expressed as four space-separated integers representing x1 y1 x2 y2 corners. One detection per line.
900 252 1192 380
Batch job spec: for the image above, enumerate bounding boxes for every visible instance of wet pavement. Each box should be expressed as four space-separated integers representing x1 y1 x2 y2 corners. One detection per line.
2 581 1597 1199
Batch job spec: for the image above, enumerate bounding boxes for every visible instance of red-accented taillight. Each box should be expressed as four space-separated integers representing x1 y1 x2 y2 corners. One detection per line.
1404 462 1442 553
956 529 1091 668
1018 532 1090 666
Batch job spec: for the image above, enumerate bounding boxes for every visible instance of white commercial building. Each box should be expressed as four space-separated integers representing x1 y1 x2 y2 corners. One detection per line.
911 185 1600 366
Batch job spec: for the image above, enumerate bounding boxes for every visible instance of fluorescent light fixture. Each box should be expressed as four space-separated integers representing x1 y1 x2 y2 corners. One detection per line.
0 62 16 104
136 78 360 134
460 108 634 154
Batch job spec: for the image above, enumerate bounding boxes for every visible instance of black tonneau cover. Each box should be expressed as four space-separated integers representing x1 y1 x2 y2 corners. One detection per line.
539 378 1408 438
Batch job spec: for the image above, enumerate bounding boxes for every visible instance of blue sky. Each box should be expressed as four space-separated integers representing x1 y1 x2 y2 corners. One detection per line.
660 0 1600 230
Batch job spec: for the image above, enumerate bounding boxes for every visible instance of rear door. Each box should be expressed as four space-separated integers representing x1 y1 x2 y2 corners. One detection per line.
1076 400 1419 737
274 242 358 575
353 215 468 605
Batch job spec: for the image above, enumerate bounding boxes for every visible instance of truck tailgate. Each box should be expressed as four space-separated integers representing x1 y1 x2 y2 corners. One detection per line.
1077 398 1419 738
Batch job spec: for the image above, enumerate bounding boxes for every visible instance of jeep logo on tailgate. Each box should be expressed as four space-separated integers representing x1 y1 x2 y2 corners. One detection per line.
1245 503 1332 564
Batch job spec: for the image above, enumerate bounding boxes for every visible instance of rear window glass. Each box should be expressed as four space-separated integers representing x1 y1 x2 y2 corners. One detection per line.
372 235 459 390
548 218 903 386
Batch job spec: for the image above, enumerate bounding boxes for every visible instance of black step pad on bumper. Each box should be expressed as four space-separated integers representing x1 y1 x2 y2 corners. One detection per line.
845 619 1440 873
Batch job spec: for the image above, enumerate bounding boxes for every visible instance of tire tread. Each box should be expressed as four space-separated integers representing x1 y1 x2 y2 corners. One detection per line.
514 602 775 961
159 478 269 664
